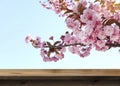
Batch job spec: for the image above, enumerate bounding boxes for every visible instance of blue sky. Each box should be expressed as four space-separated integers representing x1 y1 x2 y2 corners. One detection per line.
0 0 120 69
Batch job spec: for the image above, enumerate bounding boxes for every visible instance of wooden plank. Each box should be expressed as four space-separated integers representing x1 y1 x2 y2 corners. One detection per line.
0 70 120 86
0 69 120 77
0 80 118 86
0 77 120 86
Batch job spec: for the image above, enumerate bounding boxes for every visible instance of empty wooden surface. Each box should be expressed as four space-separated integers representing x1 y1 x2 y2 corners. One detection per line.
0 69 120 77
0 69 120 86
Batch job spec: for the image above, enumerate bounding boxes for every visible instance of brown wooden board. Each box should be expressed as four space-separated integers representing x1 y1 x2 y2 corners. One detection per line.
0 69 120 77
0 70 120 86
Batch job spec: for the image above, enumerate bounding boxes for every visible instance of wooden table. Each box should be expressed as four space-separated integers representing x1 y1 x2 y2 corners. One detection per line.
0 69 120 86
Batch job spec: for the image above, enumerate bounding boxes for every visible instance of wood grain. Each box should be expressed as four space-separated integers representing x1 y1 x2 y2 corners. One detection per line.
0 69 120 77
0 70 120 86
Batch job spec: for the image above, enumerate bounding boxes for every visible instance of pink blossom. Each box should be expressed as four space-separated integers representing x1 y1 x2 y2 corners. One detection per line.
49 0 62 14
40 49 47 58
51 57 59 62
118 37 120 44
69 36 77 44
81 0 87 6
89 3 101 12
43 57 52 62
95 40 106 49
101 9 112 19
60 47 66 53
64 32 72 44
80 9 94 23
49 36 54 40
36 36 41 42
104 26 114 36
110 25 120 42
87 21 94 28
40 42 46 49
72 28 80 35
32 40 41 48
95 40 109 51
80 51 90 57
97 30 106 40
79 46 92 57
68 46 76 54
79 50 90 57
113 25 120 35
71 2 80 14
114 12 120 22
25 35 32 43
55 53 64 59
68 46 79 54
84 36 95 45
39 1 52 10
78 31 87 42
66 17 81 30
85 21 94 35
110 34 119 43
80 15 88 23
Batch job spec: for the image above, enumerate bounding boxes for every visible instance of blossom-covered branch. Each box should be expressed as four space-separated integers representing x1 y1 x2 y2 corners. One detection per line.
26 0 120 62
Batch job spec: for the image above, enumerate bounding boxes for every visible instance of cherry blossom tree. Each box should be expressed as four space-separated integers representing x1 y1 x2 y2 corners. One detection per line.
26 0 120 62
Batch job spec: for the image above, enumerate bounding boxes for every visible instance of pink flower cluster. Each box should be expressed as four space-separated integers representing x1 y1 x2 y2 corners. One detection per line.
25 35 66 62
64 0 120 51
40 0 72 14
26 0 120 62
